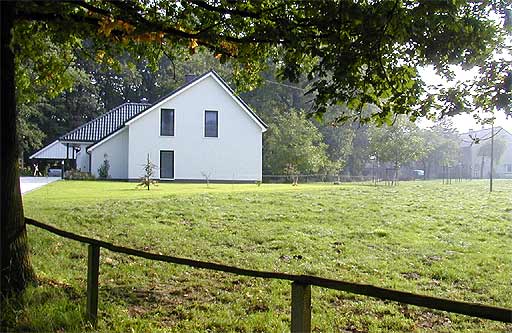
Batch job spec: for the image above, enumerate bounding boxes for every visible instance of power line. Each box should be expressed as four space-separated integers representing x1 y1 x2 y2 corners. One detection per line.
264 79 306 91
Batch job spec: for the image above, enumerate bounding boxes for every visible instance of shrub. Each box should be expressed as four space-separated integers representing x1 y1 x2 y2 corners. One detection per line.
64 170 95 180
19 166 33 176
201 171 211 187
138 154 158 190
284 163 299 186
98 155 110 179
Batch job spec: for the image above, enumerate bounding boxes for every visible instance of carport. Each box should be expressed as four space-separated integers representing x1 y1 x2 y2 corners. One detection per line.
29 140 77 178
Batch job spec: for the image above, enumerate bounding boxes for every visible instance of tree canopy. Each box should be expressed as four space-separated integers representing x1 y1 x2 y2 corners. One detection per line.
368 116 427 168
263 110 337 175
419 121 462 178
15 1 512 124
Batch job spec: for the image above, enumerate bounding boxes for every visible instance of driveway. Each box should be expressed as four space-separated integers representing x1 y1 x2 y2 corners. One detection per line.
20 177 60 194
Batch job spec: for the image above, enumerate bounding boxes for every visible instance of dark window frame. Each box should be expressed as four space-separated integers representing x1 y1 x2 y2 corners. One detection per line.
160 150 175 179
204 110 218 138
160 109 175 136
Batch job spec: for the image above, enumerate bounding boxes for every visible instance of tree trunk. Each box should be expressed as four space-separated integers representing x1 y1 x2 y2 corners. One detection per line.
422 160 427 180
480 155 485 179
1 2 35 299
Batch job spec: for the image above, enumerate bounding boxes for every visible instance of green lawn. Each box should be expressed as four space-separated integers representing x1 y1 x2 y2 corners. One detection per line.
6 180 512 332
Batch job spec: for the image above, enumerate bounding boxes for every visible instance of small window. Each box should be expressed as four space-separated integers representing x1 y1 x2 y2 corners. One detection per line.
160 150 174 179
205 111 218 137
506 164 512 173
161 109 174 136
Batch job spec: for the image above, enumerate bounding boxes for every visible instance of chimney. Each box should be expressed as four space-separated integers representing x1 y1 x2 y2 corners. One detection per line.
185 74 197 84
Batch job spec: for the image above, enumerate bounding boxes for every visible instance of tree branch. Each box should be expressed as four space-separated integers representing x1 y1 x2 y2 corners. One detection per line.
15 10 100 27
62 0 113 18
189 0 261 19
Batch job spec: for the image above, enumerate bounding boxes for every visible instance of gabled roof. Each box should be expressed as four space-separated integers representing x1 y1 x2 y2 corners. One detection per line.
88 70 267 152
459 126 512 148
59 102 150 142
29 140 71 160
46 70 266 154
213 71 268 130
124 70 267 129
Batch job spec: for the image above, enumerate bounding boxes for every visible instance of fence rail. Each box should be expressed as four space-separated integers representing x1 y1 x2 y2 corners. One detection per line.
25 218 512 331
262 174 376 183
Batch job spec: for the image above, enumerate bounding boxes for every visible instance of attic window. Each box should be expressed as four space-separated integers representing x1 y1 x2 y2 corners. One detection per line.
205 110 218 137
161 109 174 136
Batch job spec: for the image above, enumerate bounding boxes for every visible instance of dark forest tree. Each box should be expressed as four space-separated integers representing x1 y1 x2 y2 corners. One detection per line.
263 110 335 175
2 1 511 299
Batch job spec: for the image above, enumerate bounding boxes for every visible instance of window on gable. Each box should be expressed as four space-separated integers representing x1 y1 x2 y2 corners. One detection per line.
205 110 218 137
161 109 174 136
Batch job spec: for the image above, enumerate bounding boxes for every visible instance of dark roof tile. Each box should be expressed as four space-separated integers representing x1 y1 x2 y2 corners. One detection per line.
59 102 150 142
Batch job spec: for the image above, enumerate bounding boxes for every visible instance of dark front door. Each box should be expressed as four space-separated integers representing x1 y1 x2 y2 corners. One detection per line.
160 150 174 179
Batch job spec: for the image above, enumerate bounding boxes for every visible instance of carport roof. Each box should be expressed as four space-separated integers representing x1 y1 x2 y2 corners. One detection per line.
29 140 71 160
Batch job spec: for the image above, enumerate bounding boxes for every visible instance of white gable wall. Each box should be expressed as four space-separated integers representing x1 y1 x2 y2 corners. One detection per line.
76 143 92 172
495 131 512 178
29 140 74 160
90 128 129 179
464 130 512 178
127 75 262 181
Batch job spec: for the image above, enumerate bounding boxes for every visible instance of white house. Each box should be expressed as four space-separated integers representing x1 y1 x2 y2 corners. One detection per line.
459 127 512 179
30 70 267 181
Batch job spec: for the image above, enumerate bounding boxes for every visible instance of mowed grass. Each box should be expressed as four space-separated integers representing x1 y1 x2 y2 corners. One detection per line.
8 180 512 332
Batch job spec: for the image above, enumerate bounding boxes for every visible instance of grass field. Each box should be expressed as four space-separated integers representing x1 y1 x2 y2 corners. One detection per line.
5 180 512 332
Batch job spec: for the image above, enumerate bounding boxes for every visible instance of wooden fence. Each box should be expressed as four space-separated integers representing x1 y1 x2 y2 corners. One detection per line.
25 218 512 332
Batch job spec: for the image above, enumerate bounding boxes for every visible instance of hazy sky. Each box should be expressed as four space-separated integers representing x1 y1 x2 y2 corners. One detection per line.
418 66 512 134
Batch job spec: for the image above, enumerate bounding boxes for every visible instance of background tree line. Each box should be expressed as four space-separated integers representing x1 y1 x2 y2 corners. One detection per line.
19 50 464 179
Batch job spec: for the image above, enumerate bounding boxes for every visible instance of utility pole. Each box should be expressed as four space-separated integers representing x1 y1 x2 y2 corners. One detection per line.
490 124 494 192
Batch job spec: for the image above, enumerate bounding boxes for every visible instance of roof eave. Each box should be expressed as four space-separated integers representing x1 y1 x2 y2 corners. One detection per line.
86 126 127 153
208 70 268 131
59 140 95 144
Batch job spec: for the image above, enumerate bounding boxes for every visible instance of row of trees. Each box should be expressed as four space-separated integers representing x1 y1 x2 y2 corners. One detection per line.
19 50 467 179
368 118 461 179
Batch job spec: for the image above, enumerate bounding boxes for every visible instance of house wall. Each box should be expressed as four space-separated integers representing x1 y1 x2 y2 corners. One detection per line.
75 143 92 172
90 129 129 179
30 140 73 160
127 75 263 181
496 134 512 178
467 130 512 179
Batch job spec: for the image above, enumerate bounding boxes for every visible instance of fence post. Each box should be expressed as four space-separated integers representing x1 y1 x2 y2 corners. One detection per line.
291 282 311 333
86 244 100 325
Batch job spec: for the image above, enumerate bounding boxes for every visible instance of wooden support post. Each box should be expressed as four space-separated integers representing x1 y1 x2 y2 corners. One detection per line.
291 282 311 333
86 244 100 325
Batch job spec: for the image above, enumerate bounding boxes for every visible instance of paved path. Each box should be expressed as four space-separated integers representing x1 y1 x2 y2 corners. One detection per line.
20 177 60 194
